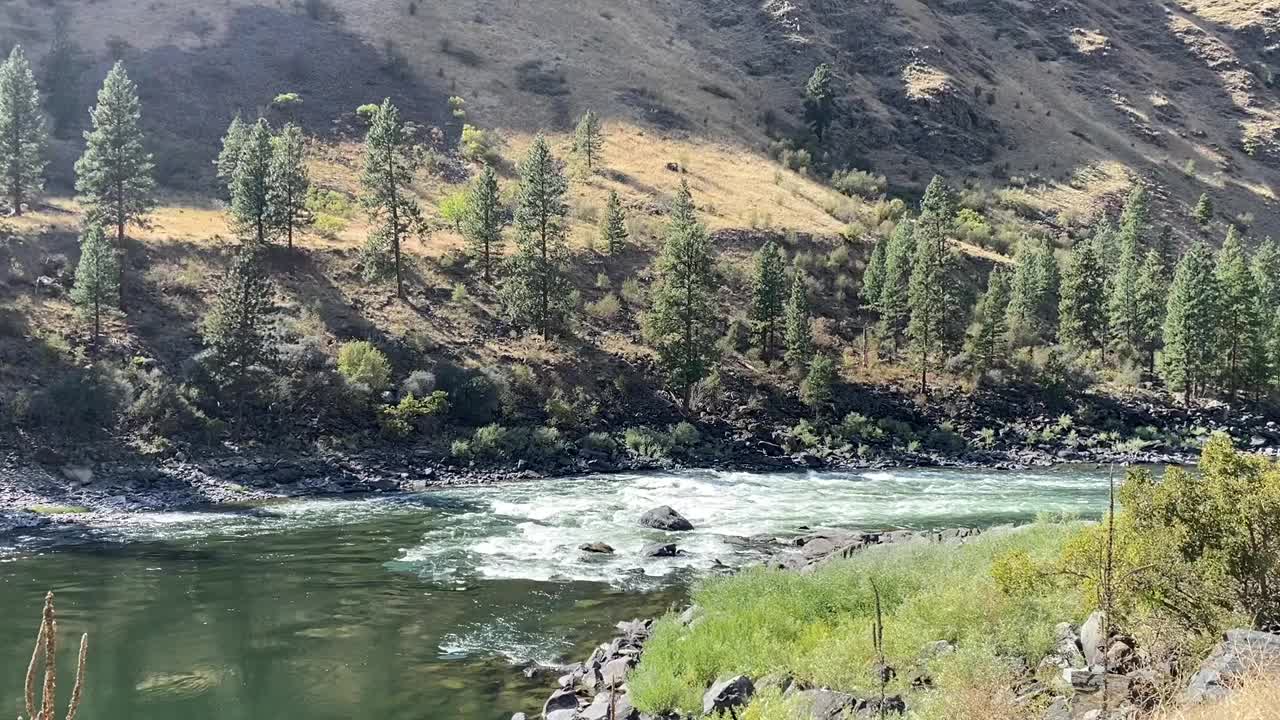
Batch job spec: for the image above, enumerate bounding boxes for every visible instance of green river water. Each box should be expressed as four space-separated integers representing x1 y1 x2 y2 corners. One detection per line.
0 466 1113 719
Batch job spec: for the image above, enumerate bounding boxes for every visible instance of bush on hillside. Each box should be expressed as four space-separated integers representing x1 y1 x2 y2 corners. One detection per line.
377 391 449 439
337 341 392 393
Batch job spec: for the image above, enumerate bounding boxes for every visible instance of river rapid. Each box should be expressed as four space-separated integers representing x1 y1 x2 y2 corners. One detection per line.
0 466 1114 720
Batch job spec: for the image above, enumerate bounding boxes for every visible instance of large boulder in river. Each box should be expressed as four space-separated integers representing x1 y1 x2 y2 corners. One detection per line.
1183 629 1280 703
639 505 693 531
580 542 615 554
703 675 755 716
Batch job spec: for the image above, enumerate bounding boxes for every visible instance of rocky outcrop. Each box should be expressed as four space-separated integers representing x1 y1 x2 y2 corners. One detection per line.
771 527 985 571
639 506 694 531
1183 629 1280 703
0 511 51 536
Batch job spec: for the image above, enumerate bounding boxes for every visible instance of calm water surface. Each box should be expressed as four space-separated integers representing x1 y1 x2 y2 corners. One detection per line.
0 466 1114 720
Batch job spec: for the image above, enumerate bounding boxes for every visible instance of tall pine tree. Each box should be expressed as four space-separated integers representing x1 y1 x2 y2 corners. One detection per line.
1133 249 1168 376
0 45 46 215
803 64 835 142
268 122 310 249
1006 236 1059 351
70 224 119 346
74 61 155 307
1108 183 1151 356
573 109 603 171
600 190 628 256
750 240 787 359
502 134 572 338
215 114 247 193
230 119 274 246
1160 242 1220 403
877 218 915 356
861 233 887 309
361 99 423 299
966 266 1011 375
464 163 503 282
646 180 719 410
1214 226 1266 398
203 243 275 418
1058 234 1108 356
784 270 814 370
907 176 960 394
1251 237 1280 391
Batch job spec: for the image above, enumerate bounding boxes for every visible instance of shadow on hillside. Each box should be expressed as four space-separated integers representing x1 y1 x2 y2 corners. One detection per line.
71 5 450 190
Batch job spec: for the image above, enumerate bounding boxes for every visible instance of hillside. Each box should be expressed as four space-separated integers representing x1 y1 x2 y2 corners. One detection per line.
1 0 1277 237
2 0 1280 470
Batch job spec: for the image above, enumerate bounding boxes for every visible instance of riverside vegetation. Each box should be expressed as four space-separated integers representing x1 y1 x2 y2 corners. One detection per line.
547 437 1280 720
4 40 1280 488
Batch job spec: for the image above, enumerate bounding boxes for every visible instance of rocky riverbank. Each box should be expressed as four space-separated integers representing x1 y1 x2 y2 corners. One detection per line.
516 521 1280 720
0 428 1201 537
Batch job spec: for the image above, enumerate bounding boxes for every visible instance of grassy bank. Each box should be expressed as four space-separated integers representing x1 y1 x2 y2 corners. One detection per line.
630 523 1089 718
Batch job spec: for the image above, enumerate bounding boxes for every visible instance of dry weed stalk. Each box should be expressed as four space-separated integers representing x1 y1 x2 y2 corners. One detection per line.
19 592 88 720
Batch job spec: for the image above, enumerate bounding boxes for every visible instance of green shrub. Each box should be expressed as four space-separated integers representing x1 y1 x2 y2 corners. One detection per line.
337 341 392 393
839 412 884 443
924 427 967 453
378 391 450 438
625 426 673 460
460 124 497 163
581 431 618 456
17 365 129 437
401 370 436 398
126 370 218 440
621 277 645 305
831 168 886 198
450 438 472 459
305 187 356 218
789 420 822 449
470 423 510 458
544 388 600 431
312 214 347 239
586 292 622 320
669 421 701 450
436 364 505 425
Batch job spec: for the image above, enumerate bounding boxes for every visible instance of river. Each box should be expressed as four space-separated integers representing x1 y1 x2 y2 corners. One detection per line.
0 465 1114 720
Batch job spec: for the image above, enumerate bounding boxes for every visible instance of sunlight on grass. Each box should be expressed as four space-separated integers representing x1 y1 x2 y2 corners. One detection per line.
629 523 1088 716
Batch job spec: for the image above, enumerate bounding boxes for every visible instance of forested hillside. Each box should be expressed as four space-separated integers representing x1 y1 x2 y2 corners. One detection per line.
0 0 1279 469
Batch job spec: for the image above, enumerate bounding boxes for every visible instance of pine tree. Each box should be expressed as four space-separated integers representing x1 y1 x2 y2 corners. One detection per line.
861 233 888 309
600 190 629 256
784 270 814 370
907 177 960 394
1193 192 1213 228
361 99 424 299
1108 184 1151 355
1058 234 1108 356
646 180 719 410
750 240 787 358
0 45 47 215
268 122 310 249
230 119 274 246
802 354 836 418
74 62 155 307
464 163 503 281
967 266 1011 375
803 63 835 142
215 114 247 193
1251 237 1280 390
1160 242 1220 403
70 224 119 346
1006 236 1059 351
1214 226 1266 398
203 243 275 412
502 134 572 338
1133 249 1168 376
877 219 915 355
573 109 604 171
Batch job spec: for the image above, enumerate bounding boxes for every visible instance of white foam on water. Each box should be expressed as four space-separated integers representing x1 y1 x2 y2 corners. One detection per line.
394 466 1110 588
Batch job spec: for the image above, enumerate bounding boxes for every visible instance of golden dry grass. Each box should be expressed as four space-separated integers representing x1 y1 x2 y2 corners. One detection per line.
1155 672 1280 720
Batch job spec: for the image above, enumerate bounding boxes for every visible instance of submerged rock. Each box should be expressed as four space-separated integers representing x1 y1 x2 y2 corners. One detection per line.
641 542 679 558
580 542 615 554
703 675 755 716
639 505 694 531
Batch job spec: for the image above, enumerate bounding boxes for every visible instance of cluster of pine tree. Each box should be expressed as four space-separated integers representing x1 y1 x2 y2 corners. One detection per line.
856 179 1280 405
